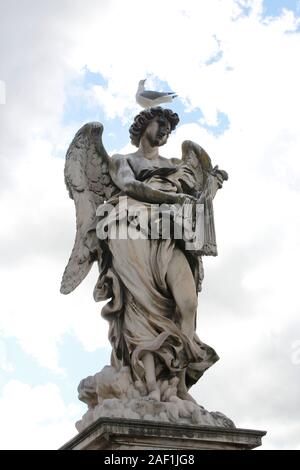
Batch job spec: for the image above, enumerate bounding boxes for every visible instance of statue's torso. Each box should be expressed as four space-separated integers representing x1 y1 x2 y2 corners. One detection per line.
126 152 178 176
125 153 195 194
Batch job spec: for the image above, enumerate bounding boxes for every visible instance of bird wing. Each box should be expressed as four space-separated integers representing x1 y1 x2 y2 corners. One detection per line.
140 90 176 100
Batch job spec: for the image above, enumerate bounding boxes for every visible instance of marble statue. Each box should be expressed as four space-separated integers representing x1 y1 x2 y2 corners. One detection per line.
60 106 233 431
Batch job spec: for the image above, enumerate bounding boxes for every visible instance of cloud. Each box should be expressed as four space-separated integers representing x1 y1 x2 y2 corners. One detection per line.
0 137 109 372
0 80 5 104
0 380 80 449
0 0 300 449
192 316 300 449
0 339 14 373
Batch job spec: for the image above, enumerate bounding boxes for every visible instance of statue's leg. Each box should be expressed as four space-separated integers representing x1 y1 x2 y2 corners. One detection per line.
166 247 198 402
177 370 197 403
166 247 197 339
141 352 161 401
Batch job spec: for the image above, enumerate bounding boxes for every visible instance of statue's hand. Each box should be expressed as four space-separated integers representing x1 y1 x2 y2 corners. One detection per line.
175 193 198 205
211 166 229 188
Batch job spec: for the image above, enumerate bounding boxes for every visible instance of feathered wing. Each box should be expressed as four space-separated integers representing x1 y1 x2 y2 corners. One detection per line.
181 140 228 257
181 140 228 192
60 122 117 295
140 90 176 99
181 140 213 192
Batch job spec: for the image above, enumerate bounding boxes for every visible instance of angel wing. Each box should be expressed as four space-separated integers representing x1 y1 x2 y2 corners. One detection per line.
181 140 228 257
181 140 228 194
60 122 118 295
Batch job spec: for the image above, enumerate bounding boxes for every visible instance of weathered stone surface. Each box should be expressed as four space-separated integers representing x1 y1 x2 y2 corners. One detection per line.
61 110 228 403
60 418 266 450
76 365 235 433
60 110 265 448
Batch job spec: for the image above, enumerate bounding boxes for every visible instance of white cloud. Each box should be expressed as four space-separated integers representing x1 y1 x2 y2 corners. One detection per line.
0 137 109 372
0 80 5 104
0 380 81 449
0 339 14 373
0 0 300 449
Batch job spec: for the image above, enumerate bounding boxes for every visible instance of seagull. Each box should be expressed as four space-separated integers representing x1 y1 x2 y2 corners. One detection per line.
136 79 177 108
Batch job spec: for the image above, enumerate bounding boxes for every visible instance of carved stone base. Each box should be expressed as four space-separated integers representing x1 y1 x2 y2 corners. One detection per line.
60 418 266 450
76 366 235 431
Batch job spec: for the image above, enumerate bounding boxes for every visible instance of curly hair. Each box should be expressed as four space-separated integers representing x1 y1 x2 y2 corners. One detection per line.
129 107 179 147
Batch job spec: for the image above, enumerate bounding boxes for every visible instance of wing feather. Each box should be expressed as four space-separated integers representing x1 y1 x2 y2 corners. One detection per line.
181 140 213 193
140 90 176 100
181 140 228 257
60 122 117 295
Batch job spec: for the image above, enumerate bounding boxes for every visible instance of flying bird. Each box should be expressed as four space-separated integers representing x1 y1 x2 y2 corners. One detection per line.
136 79 177 108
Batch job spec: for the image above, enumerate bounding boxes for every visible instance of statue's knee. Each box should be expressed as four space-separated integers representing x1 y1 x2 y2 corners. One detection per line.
185 295 197 316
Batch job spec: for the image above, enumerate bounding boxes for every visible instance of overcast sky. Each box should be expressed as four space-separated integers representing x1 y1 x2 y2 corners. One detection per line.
0 0 300 450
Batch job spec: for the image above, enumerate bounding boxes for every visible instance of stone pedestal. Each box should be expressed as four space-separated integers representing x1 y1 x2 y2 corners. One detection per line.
60 418 266 450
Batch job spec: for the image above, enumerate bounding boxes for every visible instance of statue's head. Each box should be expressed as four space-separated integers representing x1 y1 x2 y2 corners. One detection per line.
129 107 179 148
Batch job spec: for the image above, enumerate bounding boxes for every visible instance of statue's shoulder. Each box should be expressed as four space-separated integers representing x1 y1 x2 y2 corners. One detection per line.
110 153 126 165
110 152 133 162
169 157 182 165
112 151 140 166
109 152 134 173
110 152 123 161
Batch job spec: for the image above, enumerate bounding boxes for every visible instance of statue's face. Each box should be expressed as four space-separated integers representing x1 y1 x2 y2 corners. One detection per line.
144 116 172 147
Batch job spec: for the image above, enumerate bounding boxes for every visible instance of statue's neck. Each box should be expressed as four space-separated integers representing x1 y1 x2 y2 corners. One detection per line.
138 138 159 160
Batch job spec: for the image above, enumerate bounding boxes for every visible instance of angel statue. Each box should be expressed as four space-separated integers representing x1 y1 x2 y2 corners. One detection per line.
61 107 233 430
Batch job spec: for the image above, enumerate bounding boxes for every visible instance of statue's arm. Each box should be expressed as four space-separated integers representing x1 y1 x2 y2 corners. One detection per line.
170 157 182 165
109 155 184 204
